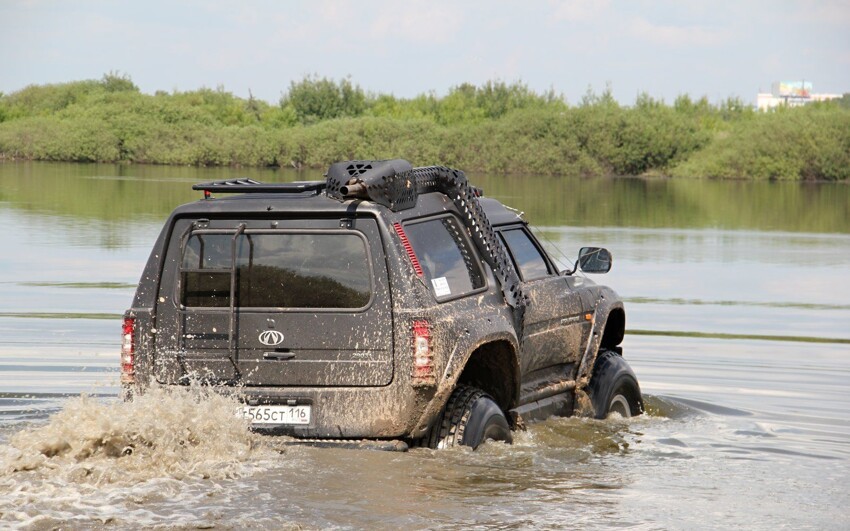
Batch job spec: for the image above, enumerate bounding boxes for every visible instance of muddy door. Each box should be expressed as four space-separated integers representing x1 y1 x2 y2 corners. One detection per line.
154 217 393 387
519 277 586 374
497 227 587 380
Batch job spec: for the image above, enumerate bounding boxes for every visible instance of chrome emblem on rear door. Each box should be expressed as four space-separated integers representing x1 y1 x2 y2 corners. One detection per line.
259 330 285 346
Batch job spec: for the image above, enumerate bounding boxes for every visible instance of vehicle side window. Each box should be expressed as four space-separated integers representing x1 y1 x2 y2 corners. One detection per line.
500 228 551 281
404 216 485 300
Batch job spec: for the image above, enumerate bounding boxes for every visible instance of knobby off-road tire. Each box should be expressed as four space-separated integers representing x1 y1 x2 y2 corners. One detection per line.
588 350 643 419
422 385 513 449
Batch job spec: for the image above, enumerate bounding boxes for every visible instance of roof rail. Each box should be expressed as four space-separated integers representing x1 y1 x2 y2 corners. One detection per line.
192 178 326 194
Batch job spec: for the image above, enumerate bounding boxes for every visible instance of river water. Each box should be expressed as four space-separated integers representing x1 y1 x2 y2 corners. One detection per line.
0 162 848 529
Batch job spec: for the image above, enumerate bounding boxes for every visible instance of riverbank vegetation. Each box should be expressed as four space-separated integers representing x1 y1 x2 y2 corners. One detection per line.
1 73 848 180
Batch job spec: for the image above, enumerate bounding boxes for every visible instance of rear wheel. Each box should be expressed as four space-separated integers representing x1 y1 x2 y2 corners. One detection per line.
588 350 643 419
423 385 513 449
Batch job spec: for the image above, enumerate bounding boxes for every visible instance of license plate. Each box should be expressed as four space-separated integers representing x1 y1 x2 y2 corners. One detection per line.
243 405 311 425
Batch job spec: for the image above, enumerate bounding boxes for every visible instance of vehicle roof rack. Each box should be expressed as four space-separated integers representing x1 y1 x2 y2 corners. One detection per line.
192 178 326 194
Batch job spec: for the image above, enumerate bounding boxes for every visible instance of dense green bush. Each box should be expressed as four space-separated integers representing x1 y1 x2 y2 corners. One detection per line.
281 76 367 124
671 104 850 180
1 74 848 180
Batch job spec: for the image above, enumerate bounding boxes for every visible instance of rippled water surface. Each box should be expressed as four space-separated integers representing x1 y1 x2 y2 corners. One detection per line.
1 162 849 529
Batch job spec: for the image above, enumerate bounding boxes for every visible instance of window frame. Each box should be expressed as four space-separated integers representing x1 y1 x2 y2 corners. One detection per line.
402 213 489 303
497 224 557 282
176 228 376 313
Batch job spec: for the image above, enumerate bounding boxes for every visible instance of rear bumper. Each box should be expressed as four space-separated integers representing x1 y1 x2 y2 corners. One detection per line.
239 385 429 439
126 380 432 439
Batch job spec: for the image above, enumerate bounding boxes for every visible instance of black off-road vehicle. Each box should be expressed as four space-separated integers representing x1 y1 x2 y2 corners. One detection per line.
121 160 642 449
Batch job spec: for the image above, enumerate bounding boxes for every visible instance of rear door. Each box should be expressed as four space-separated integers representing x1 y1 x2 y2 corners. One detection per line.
154 216 393 387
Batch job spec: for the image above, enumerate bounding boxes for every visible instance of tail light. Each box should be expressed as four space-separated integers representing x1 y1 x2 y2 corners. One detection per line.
121 316 135 383
412 320 435 385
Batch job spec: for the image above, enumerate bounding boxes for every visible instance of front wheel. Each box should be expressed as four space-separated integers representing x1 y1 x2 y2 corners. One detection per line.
587 350 643 419
422 385 513 449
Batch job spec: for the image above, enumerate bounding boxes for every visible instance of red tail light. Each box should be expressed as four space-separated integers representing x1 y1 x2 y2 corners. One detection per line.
412 320 434 384
121 317 135 383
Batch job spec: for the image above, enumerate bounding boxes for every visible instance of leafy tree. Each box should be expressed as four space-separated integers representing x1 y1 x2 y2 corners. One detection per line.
101 71 138 93
281 76 366 124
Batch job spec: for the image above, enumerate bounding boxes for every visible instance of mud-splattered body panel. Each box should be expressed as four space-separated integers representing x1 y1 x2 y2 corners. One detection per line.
125 171 626 439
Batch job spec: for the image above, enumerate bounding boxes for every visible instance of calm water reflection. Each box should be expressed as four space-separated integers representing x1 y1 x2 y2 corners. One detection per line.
0 162 848 529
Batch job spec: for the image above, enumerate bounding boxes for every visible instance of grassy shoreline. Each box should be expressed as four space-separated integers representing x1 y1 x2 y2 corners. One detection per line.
1 75 848 180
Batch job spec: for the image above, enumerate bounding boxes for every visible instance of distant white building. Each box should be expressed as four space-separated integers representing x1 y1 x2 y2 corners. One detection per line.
757 81 842 110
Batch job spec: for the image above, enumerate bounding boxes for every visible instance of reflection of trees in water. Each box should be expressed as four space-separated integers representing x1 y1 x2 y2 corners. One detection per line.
3 164 849 244
473 173 850 234
0 161 309 221
182 265 369 309
238 265 369 308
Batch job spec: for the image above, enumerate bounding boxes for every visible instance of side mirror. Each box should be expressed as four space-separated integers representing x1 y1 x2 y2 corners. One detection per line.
577 247 612 274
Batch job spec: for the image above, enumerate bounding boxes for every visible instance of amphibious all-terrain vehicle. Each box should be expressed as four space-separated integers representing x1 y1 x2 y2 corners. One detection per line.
121 160 642 449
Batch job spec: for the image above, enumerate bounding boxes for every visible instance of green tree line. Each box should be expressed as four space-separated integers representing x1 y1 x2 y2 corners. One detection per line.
1 73 848 180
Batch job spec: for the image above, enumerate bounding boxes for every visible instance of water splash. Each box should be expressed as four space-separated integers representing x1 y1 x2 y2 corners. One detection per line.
1 384 275 482
0 385 283 527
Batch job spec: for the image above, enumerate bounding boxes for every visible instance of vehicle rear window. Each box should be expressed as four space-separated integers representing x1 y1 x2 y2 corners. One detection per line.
404 216 485 300
180 231 371 308
500 228 551 281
